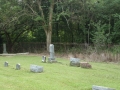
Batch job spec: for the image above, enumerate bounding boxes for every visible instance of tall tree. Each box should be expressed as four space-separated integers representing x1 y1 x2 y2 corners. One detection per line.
20 0 55 51
0 0 32 52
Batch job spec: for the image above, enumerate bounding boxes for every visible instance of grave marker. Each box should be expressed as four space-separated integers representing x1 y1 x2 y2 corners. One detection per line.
80 62 92 69
48 44 57 63
30 65 43 73
42 56 46 63
70 58 80 67
3 43 8 54
16 63 21 70
4 61 8 67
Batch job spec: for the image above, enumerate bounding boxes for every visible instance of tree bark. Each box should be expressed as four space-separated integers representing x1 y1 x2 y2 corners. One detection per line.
45 0 54 51
36 0 54 51
46 30 52 51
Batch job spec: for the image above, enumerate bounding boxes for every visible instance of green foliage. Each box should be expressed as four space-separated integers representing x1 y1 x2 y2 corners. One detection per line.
1 0 120 52
110 45 120 54
34 16 44 21
112 20 120 43
92 21 107 49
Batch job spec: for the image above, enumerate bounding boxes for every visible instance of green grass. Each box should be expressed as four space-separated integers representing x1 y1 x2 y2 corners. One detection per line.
0 55 120 90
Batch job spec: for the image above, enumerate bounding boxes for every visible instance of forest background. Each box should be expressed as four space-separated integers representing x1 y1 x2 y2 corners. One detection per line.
0 0 120 61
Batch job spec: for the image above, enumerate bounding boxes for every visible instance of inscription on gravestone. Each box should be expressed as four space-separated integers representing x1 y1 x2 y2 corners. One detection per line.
4 61 8 67
16 63 21 70
3 43 8 54
48 44 57 63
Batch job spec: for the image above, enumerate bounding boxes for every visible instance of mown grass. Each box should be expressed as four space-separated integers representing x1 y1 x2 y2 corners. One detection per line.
0 55 120 90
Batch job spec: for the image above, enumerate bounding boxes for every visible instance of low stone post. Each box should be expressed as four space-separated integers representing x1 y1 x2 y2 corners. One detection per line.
4 61 8 67
42 56 46 63
16 63 21 70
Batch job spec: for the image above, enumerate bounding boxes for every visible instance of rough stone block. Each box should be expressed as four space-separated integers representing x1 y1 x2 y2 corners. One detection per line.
70 58 80 67
80 62 92 68
92 85 115 90
30 65 43 73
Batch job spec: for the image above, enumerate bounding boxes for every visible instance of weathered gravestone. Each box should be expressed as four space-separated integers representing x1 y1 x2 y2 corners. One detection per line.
48 44 57 63
70 58 80 67
42 56 46 63
30 65 43 73
80 62 92 69
3 43 8 54
92 85 115 90
4 61 8 67
16 63 21 70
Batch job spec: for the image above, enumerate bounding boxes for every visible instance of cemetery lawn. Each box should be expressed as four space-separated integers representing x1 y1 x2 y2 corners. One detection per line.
0 55 120 90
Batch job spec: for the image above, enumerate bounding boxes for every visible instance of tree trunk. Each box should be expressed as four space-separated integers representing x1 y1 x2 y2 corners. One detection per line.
45 0 54 51
46 30 52 51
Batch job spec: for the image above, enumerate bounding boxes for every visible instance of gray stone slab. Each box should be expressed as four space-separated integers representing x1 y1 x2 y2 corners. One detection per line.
92 85 115 90
30 65 43 73
16 63 21 70
4 61 8 67
70 58 80 67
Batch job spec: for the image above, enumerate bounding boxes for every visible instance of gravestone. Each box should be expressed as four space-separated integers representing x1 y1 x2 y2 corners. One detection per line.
70 58 80 67
16 63 21 70
92 85 115 90
48 44 57 63
42 56 46 63
30 65 43 73
3 43 8 54
4 61 8 67
80 62 92 69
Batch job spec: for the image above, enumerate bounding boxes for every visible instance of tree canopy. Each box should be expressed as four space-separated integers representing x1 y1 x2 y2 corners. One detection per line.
0 0 120 52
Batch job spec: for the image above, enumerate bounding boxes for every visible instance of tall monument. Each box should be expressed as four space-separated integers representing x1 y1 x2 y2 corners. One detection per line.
48 44 57 63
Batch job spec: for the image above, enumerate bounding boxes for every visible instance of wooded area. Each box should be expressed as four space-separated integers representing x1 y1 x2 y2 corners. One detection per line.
0 0 120 53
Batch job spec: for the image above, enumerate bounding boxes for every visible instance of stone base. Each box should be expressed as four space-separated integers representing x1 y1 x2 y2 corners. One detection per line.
3 50 8 54
48 57 57 63
0 54 16 56
92 85 115 90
